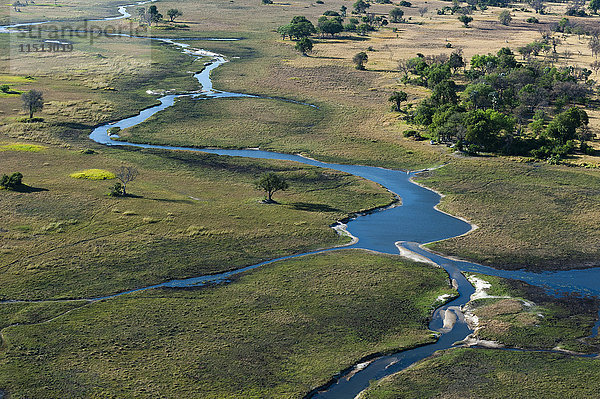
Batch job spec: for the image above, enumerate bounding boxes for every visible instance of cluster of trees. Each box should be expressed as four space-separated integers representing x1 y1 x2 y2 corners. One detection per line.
137 5 182 25
0 172 23 190
277 1 413 50
401 47 594 161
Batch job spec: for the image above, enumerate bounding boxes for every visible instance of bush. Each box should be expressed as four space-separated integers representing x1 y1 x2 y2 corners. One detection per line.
70 169 116 180
526 17 539 23
403 129 418 137
109 182 125 197
0 172 23 190
107 127 121 136
581 141 595 155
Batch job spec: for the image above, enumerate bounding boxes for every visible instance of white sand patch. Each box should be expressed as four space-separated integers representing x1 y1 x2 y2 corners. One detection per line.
395 242 438 265
332 223 358 245
442 309 457 330
436 293 453 302
345 360 374 379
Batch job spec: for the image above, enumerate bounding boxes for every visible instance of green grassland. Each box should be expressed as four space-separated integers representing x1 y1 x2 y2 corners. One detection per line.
0 250 455 398
0 141 394 300
362 348 600 399
465 273 600 353
417 157 600 271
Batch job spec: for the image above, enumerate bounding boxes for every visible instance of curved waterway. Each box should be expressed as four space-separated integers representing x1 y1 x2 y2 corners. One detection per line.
4 5 600 398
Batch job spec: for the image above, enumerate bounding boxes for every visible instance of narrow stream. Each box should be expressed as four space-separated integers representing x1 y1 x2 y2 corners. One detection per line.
3 5 600 398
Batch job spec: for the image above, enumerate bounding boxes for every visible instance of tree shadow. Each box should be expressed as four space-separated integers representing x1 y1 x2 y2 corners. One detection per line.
11 185 48 193
148 197 197 204
289 202 340 212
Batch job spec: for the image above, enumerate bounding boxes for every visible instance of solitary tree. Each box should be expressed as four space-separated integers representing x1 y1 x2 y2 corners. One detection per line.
255 172 289 203
458 14 473 27
21 90 43 119
340 5 347 16
167 8 182 22
115 166 139 196
353 51 368 70
389 7 404 23
499 10 512 25
353 0 370 13
295 37 313 55
389 91 408 111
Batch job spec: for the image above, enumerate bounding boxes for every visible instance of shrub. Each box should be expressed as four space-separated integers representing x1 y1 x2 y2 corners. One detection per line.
70 169 116 180
109 182 125 197
527 17 539 23
107 127 121 136
403 129 418 137
0 172 23 190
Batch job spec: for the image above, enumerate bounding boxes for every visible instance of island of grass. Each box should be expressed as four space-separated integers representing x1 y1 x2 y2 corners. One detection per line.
361 348 600 399
362 272 600 399
415 157 600 271
0 142 394 300
0 249 455 398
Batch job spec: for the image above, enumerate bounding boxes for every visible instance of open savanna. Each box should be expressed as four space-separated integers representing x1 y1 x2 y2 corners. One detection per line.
0 250 455 398
414 157 600 271
0 140 394 300
464 273 600 352
0 30 213 146
362 348 600 399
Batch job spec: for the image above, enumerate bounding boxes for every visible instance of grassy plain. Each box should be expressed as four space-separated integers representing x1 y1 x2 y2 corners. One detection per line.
416 157 600 271
465 273 600 352
362 348 600 399
0 250 455 398
0 141 393 300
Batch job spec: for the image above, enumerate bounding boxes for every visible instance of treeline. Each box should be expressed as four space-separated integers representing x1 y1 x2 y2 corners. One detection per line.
401 48 595 162
276 0 414 42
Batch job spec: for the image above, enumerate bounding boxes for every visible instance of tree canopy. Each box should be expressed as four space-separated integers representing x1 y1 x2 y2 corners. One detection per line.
255 172 289 203
21 90 43 119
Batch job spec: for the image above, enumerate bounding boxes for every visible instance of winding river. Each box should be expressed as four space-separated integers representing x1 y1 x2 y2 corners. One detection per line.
4 5 600 398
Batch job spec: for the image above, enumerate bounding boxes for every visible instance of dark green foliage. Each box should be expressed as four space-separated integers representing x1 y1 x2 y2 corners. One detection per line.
166 8 182 21
544 107 589 145
0 172 23 190
317 17 343 36
389 7 404 22
108 182 124 197
499 9 512 25
458 14 473 27
352 51 368 70
404 46 593 158
21 89 43 119
295 37 313 55
255 172 289 202
388 91 408 112
277 16 317 40
353 0 370 13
